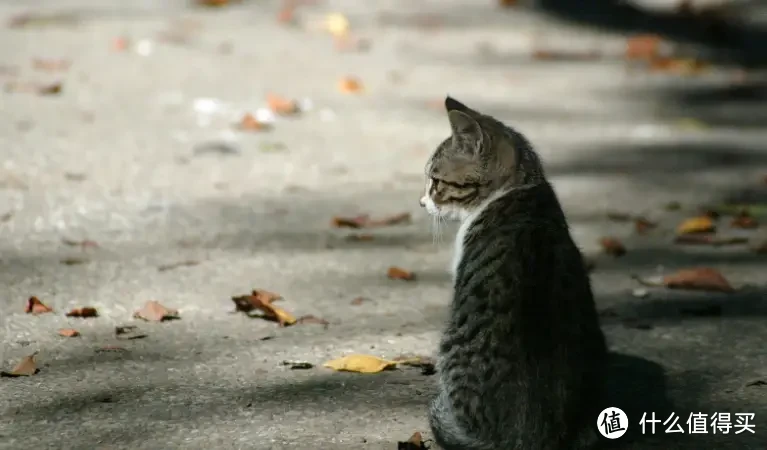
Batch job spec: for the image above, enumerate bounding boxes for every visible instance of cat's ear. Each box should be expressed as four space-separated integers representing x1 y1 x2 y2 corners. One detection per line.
447 110 483 142
445 96 470 113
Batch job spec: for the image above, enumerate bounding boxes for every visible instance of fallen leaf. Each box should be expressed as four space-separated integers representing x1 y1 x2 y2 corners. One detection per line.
37 82 62 95
731 211 758 229
231 289 296 326
674 235 748 246
635 217 657 234
350 296 369 305
398 432 427 450
158 260 200 272
323 354 397 373
133 301 180 322
237 113 268 131
388 266 416 281
599 237 626 257
1 352 39 377
532 49 601 61
338 77 363 94
115 325 147 340
66 307 98 318
281 360 314 370
677 216 715 234
58 328 80 337
266 93 300 115
625 34 662 60
61 257 88 265
296 315 330 327
332 212 411 228
663 268 734 293
32 58 70 72
25 296 53 314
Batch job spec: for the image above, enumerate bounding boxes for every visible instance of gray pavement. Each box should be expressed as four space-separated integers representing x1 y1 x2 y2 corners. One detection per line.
1 0 767 449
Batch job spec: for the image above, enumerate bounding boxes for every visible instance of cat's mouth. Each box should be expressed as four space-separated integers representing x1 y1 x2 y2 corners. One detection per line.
420 195 462 220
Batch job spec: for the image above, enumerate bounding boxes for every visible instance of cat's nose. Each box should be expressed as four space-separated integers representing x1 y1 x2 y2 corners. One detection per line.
419 196 426 207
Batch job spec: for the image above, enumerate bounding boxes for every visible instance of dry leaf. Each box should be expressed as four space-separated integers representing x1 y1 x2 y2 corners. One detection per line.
731 212 758 229
66 307 98 318
338 77 363 94
332 212 411 228
398 431 427 449
388 266 416 281
323 354 397 373
635 217 657 234
599 237 626 257
231 289 296 326
1 353 39 377
266 93 300 115
58 328 80 337
38 82 62 95
133 301 179 322
625 34 662 60
663 268 734 293
677 216 715 234
158 260 200 272
296 315 330 327
115 325 147 340
25 296 53 314
238 113 268 131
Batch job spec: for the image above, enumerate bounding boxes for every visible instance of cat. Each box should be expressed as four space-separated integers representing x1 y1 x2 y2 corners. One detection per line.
419 96 608 450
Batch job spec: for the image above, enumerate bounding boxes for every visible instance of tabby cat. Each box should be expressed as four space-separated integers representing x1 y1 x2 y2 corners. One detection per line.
419 96 608 450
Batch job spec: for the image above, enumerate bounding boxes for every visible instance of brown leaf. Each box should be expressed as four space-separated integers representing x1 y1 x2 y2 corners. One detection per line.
157 260 200 272
231 289 296 326
58 328 80 337
731 211 758 229
532 49 601 61
115 325 147 340
133 301 179 322
266 93 300 115
237 113 268 131
332 212 411 228
1 352 39 377
65 307 98 318
625 34 662 60
32 58 70 72
350 296 369 305
388 266 416 281
677 216 715 234
296 315 330 327
599 237 626 257
338 77 363 94
663 268 734 293
25 296 53 314
635 217 658 234
397 432 427 449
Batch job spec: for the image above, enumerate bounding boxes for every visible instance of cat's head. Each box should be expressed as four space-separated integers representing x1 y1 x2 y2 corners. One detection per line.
419 96 543 220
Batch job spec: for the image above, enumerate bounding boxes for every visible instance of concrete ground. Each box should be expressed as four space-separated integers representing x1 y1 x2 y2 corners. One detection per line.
1 0 767 449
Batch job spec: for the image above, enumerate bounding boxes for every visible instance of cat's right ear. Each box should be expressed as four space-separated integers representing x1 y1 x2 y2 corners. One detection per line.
447 110 482 143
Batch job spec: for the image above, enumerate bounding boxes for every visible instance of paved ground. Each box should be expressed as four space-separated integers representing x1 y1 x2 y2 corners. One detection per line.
1 0 767 449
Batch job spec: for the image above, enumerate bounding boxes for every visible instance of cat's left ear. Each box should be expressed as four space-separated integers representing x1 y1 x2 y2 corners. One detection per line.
448 110 483 149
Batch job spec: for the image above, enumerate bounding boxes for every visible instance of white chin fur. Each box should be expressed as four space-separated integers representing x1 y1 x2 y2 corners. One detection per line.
424 197 464 221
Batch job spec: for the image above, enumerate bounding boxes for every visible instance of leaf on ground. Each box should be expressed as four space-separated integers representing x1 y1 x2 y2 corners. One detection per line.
61 257 88 265
663 268 734 293
296 315 329 327
625 34 662 60
677 216 715 234
237 113 269 131
350 296 369 305
731 211 758 229
674 235 748 246
38 82 63 95
158 260 200 272
266 93 300 115
66 307 98 318
338 76 363 94
115 325 147 340
323 354 397 374
133 301 180 322
25 296 53 314
635 217 657 234
32 58 70 72
388 266 416 281
281 360 314 370
599 237 626 257
397 432 427 449
531 49 601 61
231 289 296 326
332 212 411 228
58 328 80 337
1 352 39 377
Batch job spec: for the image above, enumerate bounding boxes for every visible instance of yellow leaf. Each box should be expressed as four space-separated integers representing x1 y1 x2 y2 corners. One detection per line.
272 306 297 326
677 216 715 235
323 354 397 373
324 13 349 38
